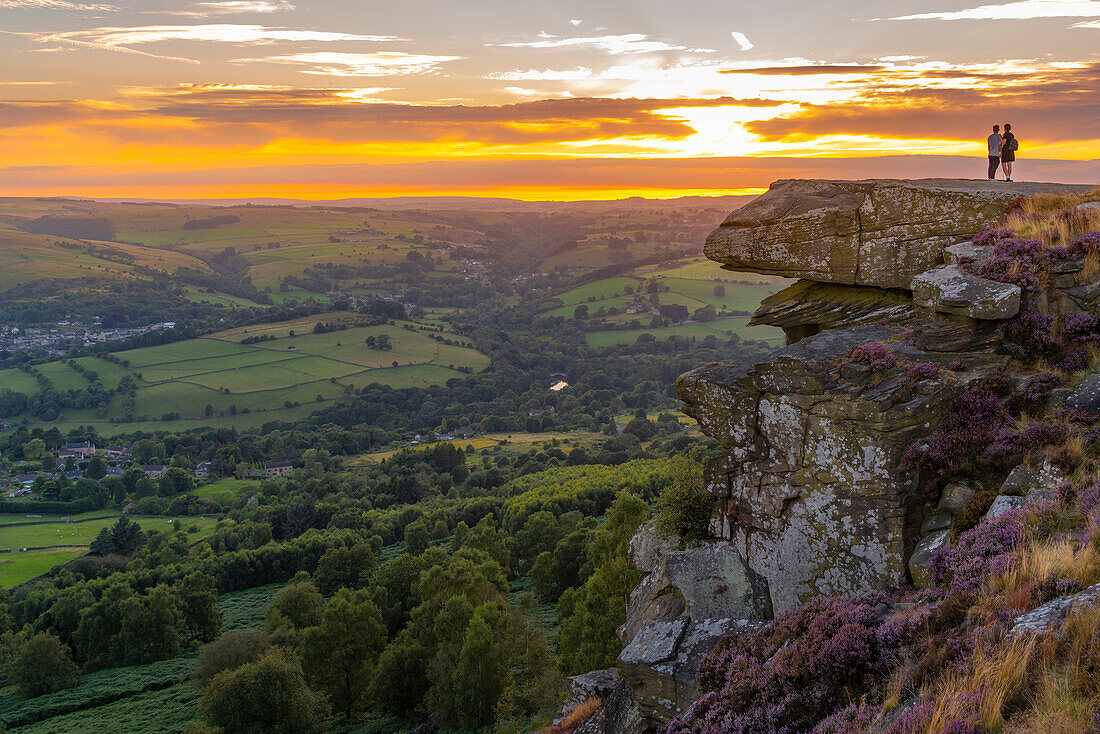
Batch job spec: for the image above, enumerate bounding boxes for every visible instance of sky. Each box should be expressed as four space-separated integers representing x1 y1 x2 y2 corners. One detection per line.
0 0 1098 200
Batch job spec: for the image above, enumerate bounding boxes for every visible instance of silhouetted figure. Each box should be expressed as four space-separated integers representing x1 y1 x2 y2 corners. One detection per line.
987 125 1002 180
1001 123 1017 182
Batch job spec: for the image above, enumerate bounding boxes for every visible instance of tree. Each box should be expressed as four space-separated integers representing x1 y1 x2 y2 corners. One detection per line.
111 516 144 554
452 609 505 729
23 438 45 460
572 305 589 321
10 633 79 698
370 634 431 716
86 455 107 480
403 519 430 555
192 631 270 690
313 543 375 596
265 577 323 634
300 589 386 717
116 584 182 666
198 649 329 734
179 573 222 644
556 493 648 674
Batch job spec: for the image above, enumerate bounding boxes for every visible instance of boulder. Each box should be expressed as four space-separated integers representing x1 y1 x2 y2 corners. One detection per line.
920 513 952 534
677 323 1008 613
1010 582 1100 637
910 265 1021 320
909 530 950 589
555 668 623 726
999 465 1040 496
1066 374 1100 413
703 179 1091 290
620 527 772 646
938 482 976 514
618 618 767 727
986 495 1026 518
943 242 993 265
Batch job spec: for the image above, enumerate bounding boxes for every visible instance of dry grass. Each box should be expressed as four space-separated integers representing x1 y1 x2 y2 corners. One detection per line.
1005 193 1100 248
993 541 1099 602
542 696 602 734
915 636 1037 732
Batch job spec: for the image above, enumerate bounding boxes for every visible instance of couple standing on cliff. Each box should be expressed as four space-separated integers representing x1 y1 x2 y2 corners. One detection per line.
987 124 1018 182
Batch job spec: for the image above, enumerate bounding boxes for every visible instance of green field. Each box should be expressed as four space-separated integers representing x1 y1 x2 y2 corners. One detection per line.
191 478 254 502
0 515 221 588
3 314 489 431
542 257 790 324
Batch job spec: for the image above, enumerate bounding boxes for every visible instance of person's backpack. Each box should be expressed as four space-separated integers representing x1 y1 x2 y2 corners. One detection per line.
1009 137 1019 152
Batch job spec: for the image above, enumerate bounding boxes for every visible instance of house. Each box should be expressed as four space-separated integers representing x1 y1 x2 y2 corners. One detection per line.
0 421 14 432
101 445 131 459
194 461 211 478
14 473 40 486
63 469 83 481
263 460 293 478
141 465 168 478
63 441 96 458
452 427 477 439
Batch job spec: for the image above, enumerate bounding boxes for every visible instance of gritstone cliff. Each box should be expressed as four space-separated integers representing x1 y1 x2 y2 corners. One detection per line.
587 178 1097 732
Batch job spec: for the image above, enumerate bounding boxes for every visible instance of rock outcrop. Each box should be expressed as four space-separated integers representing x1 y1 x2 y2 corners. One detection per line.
705 178 1093 289
605 178 1097 732
677 325 1006 613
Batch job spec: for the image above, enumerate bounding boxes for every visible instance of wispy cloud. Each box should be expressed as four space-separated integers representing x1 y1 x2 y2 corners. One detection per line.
2 29 200 63
0 0 115 9
168 1 295 17
0 80 68 85
492 33 715 55
55 24 402 45
234 51 461 76
569 19 581 26
890 0 1100 21
730 31 753 51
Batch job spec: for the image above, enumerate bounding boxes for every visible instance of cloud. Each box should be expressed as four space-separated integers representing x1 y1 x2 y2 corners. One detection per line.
233 51 461 76
1073 18 1100 26
721 64 886 75
569 18 582 26
2 29 201 62
889 0 1100 21
730 31 753 51
492 33 715 55
168 1 295 17
0 0 115 9
742 62 1100 143
54 24 402 45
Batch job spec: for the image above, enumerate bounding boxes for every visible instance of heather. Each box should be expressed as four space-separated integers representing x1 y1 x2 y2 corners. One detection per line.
664 194 1100 734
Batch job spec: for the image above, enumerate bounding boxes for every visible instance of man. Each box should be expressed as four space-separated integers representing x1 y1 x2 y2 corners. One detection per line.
1000 123 1016 182
987 125 1002 180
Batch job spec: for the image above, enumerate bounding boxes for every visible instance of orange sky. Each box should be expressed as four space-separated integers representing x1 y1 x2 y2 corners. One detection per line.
1 0 1098 200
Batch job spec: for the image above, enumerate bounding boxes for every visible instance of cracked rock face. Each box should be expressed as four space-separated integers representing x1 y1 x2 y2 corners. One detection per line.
619 522 773 646
911 264 1021 320
677 324 1007 614
704 179 1092 289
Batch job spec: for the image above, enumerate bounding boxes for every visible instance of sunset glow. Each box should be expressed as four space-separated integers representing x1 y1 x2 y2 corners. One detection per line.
2 0 1097 200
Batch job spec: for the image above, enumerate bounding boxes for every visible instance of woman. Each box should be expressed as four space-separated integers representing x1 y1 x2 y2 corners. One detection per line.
1000 123 1016 182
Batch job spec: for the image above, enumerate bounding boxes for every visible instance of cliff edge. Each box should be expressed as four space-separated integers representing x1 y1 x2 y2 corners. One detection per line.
598 178 1100 732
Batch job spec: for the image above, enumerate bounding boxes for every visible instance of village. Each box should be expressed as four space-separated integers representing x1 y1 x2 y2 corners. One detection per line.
0 319 177 356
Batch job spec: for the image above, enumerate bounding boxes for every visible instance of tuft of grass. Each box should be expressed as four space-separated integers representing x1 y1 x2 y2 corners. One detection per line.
541 696 601 734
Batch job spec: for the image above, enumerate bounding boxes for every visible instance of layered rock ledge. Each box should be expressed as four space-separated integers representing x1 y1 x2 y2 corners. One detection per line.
705 178 1094 289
